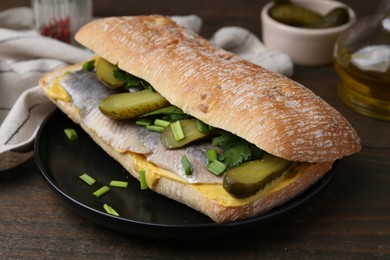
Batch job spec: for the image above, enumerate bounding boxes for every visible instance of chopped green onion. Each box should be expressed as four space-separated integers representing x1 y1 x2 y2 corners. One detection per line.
207 160 227 176
154 119 170 128
79 173 96 186
196 119 210 133
103 203 119 217
64 128 78 141
146 125 165 133
92 186 110 198
181 155 192 175
109 180 128 188
206 149 218 164
139 170 149 190
171 120 185 141
135 118 152 126
82 60 95 71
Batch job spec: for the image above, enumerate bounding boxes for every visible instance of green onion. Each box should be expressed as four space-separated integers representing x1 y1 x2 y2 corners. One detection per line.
79 173 96 186
103 203 119 217
181 155 192 175
207 160 227 176
135 118 152 126
206 149 218 164
92 186 110 198
109 180 128 188
64 128 78 141
154 119 170 128
146 125 165 133
171 120 185 141
139 170 149 190
196 119 210 133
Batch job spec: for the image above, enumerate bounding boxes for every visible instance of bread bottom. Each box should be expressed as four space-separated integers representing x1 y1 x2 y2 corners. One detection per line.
39 65 333 223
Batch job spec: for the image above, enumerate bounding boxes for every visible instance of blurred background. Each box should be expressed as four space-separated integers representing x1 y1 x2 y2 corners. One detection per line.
0 0 381 38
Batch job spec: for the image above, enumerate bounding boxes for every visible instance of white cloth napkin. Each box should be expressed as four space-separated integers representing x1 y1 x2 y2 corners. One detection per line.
0 8 293 171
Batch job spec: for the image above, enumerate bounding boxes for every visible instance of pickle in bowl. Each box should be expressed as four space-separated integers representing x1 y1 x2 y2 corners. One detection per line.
269 0 350 28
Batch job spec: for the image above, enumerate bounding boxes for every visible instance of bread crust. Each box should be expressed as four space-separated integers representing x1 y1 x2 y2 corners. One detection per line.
75 15 360 163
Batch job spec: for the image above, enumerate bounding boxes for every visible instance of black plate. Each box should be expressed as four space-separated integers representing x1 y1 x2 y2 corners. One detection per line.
34 109 336 239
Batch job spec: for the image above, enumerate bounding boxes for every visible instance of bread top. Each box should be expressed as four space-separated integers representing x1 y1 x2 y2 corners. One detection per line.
75 15 360 163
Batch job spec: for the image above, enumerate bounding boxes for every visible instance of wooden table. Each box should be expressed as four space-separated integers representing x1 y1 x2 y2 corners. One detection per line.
1 0 389 258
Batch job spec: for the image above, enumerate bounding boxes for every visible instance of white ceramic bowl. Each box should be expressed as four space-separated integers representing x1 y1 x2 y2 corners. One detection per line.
261 0 356 66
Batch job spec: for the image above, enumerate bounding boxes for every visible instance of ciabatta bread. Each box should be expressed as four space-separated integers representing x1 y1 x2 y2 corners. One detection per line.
39 15 360 223
75 15 360 163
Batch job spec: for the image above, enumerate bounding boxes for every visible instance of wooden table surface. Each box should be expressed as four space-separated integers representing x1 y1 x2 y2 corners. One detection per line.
1 0 389 259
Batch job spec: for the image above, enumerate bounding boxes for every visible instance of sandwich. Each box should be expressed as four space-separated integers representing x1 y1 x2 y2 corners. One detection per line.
38 15 361 223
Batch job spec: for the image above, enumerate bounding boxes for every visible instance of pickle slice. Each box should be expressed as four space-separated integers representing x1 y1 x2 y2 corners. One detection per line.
96 58 124 88
99 89 169 119
161 119 212 149
223 153 292 198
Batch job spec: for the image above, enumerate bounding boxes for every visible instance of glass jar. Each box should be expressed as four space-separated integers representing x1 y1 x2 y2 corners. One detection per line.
334 0 390 120
31 0 93 45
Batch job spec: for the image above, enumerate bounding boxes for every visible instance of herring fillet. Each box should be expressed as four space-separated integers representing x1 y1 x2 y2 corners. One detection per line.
60 70 222 184
61 71 153 154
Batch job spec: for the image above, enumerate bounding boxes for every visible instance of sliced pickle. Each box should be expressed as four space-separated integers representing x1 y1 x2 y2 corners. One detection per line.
99 89 169 119
96 58 124 88
223 153 292 198
161 119 212 149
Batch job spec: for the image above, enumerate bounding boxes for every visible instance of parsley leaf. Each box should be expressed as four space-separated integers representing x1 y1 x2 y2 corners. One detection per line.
82 60 95 71
139 105 191 121
140 106 184 117
212 132 264 168
113 69 152 90
220 141 252 168
211 132 238 149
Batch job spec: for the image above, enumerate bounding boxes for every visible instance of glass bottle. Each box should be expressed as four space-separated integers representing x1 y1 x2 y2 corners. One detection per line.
31 0 93 45
334 0 390 120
